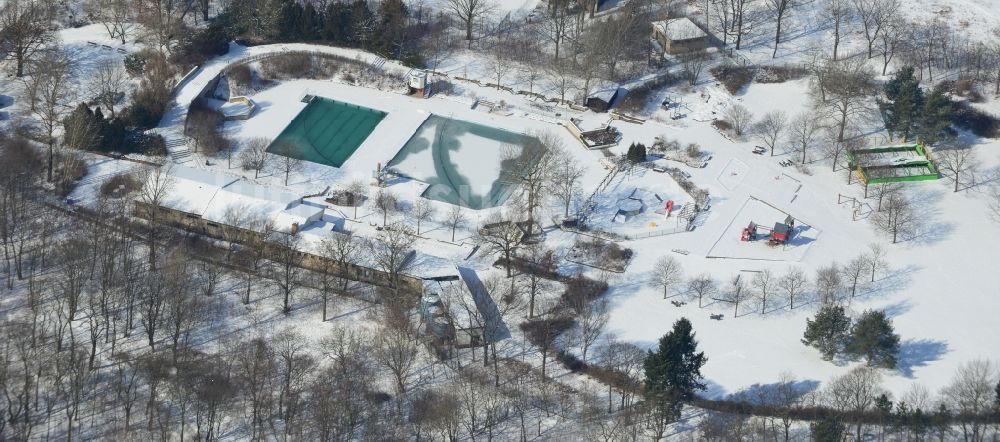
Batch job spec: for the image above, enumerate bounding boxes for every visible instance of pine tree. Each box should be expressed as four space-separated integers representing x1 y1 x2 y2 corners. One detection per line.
915 84 954 146
845 309 900 368
643 318 707 421
882 67 923 141
801 305 850 361
626 143 647 163
810 417 845 442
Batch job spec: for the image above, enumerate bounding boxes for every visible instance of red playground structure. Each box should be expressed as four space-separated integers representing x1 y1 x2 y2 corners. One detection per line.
741 215 795 245
664 200 674 217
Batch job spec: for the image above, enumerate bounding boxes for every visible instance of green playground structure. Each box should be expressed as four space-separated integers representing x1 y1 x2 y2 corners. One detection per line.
267 97 386 168
845 143 939 185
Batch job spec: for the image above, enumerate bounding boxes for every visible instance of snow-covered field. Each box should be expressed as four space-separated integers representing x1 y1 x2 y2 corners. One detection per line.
3 2 999 437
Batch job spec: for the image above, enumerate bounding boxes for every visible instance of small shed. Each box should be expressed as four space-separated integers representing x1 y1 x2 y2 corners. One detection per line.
771 223 790 244
586 87 628 113
652 17 708 55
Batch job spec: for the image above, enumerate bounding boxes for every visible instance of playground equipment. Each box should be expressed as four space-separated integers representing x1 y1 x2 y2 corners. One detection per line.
664 200 674 217
741 215 795 245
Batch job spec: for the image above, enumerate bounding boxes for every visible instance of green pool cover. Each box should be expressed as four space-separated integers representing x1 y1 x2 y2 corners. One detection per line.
266 97 386 167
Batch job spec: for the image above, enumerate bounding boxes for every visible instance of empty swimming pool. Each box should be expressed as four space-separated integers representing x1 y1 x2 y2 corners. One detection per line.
386 115 544 210
266 97 386 167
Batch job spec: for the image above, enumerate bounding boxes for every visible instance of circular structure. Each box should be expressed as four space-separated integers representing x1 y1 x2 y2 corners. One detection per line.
618 198 644 217
219 96 257 121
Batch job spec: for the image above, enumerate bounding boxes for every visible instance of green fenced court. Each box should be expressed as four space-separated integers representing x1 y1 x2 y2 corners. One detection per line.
266 97 386 167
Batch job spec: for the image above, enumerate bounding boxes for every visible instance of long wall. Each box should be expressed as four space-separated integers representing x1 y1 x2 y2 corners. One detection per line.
134 201 424 296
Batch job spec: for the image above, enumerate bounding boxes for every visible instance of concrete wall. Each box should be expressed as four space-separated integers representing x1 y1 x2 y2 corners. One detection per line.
134 201 424 296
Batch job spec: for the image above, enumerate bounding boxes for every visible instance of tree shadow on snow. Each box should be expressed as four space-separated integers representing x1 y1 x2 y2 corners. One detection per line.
895 339 949 378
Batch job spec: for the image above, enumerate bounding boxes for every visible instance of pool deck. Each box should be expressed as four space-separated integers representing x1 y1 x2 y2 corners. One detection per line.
224 79 586 192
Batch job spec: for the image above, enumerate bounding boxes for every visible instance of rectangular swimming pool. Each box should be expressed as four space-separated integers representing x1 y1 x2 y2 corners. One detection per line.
386 115 544 210
266 97 386 167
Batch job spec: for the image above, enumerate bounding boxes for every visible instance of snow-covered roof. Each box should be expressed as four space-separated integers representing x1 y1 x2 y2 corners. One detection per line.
652 17 707 41
155 165 321 232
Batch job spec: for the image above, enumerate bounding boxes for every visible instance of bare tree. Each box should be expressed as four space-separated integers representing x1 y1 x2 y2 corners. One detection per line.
479 210 523 277
878 16 906 75
842 255 868 298
444 205 467 242
822 0 853 61
503 131 554 236
0 0 55 77
815 263 843 305
872 192 915 243
935 143 977 192
345 179 368 219
576 300 609 364
486 32 513 90
987 184 1000 223
318 232 360 319
368 223 417 292
727 275 748 317
827 365 884 442
853 0 898 59
271 232 303 314
753 110 788 156
778 266 808 309
134 0 195 53
546 144 585 218
865 243 886 282
372 188 398 227
679 51 711 86
765 0 797 57
942 359 999 442
373 321 419 394
724 103 754 137
751 269 772 314
409 198 436 235
446 0 496 45
239 138 269 178
650 255 684 299
872 181 901 211
270 153 304 186
88 59 130 118
136 165 175 270
83 0 133 44
787 112 821 163
688 274 717 308
21 50 74 182
815 58 875 143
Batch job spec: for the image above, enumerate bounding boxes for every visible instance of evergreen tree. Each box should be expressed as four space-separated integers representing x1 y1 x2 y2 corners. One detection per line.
810 417 845 442
845 309 900 368
301 3 321 40
643 318 707 421
882 67 923 141
931 403 951 440
626 142 647 163
875 394 893 438
801 305 850 361
915 84 954 145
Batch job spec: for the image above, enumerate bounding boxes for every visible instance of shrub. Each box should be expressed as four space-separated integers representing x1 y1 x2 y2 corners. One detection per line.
754 65 807 84
951 101 1000 138
100 173 141 197
685 143 703 158
170 19 232 69
710 65 756 94
55 152 87 197
227 64 254 93
123 53 146 77
712 119 733 132
261 53 314 80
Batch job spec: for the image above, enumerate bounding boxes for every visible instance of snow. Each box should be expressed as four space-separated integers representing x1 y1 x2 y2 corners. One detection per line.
156 164 322 234
60 6 1000 410
652 17 708 41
